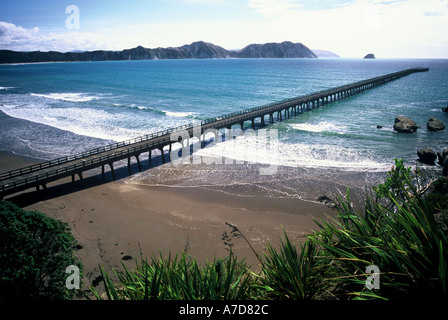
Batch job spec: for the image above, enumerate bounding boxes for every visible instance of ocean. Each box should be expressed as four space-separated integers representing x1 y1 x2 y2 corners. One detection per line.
1 58 447 203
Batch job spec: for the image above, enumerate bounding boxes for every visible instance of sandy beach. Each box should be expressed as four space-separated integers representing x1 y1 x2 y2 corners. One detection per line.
0 150 335 296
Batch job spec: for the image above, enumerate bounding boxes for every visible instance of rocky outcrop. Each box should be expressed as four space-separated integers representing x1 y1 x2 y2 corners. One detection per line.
438 148 448 165
417 148 437 164
413 145 448 174
394 116 419 133
427 117 445 132
0 41 318 64
364 53 376 59
434 148 448 176
236 41 317 58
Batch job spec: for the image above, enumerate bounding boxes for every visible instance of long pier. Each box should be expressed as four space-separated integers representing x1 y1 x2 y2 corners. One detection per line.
0 67 429 199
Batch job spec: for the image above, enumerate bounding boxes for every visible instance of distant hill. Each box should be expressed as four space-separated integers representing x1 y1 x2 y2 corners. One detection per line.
0 41 318 64
235 41 317 58
154 41 232 59
312 50 340 58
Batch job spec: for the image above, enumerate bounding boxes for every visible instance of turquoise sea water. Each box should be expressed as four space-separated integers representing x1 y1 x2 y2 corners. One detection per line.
1 58 448 201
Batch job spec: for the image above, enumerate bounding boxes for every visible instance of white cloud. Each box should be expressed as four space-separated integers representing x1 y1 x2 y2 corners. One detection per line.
0 22 43 48
248 0 302 17
0 21 131 52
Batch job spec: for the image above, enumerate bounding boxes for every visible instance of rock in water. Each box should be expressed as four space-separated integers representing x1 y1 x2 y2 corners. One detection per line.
438 148 448 165
394 116 419 133
444 158 448 176
417 148 437 164
427 117 445 132
364 53 376 59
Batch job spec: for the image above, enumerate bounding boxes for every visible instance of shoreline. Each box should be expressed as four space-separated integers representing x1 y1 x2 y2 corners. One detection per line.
0 151 335 295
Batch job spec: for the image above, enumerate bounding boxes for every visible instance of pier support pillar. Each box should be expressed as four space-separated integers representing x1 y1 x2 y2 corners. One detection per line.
109 163 116 180
135 155 141 172
36 184 46 192
160 148 165 164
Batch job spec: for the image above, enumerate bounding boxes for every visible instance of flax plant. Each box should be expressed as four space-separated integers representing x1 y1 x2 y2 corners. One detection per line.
91 251 259 300
260 232 328 300
309 160 448 300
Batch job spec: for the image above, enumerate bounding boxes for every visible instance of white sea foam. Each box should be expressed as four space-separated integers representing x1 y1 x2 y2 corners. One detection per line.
0 103 19 109
0 102 143 142
277 142 389 171
30 92 100 102
164 110 196 118
290 121 347 133
0 93 202 143
194 132 390 172
114 104 187 116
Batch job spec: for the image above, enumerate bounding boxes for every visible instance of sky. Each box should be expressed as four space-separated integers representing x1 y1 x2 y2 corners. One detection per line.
0 0 447 58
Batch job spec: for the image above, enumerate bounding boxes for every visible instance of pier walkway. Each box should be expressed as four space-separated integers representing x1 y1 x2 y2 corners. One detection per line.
0 67 429 199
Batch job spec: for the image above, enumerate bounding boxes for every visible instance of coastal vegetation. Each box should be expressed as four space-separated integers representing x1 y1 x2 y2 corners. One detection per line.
1 159 447 300
92 159 448 301
0 200 82 300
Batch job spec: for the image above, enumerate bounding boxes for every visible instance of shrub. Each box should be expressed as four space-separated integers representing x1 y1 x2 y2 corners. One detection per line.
0 200 82 300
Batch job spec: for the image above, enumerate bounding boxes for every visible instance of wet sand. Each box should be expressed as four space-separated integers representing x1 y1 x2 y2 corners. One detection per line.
0 150 335 295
